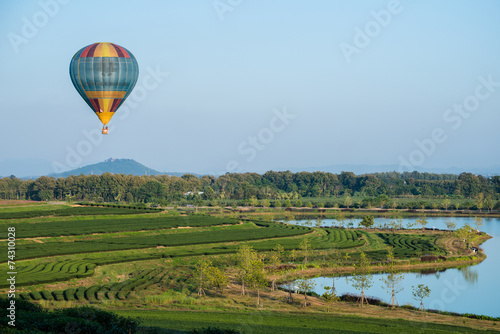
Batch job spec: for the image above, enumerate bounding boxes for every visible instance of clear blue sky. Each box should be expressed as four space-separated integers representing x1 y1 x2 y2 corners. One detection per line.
1 0 499 174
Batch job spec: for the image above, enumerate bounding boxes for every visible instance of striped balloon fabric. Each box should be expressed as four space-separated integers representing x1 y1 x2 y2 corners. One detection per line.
69 42 139 125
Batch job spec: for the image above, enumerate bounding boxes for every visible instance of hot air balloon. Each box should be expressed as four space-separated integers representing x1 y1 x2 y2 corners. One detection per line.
69 42 139 134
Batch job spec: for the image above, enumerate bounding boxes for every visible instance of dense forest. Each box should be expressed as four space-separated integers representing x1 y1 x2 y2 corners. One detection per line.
0 171 499 207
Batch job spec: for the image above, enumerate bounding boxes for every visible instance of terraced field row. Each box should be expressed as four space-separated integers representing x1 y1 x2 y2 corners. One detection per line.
1 215 240 238
0 259 96 288
249 228 365 252
19 268 167 302
0 223 312 261
0 206 160 220
378 233 442 257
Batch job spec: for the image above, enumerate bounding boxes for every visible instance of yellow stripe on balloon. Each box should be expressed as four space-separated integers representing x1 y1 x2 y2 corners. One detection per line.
85 91 126 98
95 111 114 125
101 43 111 57
100 99 111 112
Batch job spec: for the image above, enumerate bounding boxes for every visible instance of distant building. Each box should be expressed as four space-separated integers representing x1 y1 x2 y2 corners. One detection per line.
184 191 204 196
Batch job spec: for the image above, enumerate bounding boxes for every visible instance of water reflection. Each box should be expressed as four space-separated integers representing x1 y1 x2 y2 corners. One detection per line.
460 266 478 285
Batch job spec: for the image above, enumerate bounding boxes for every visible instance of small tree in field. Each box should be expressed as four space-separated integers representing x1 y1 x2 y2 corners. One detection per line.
412 284 431 311
416 217 428 231
247 254 267 307
236 245 254 295
454 224 477 250
282 272 295 304
269 244 284 290
405 220 416 229
473 216 483 232
328 249 341 293
359 216 375 229
441 199 451 210
207 266 229 296
195 257 211 297
445 220 457 232
334 212 346 228
297 277 316 307
351 252 373 306
299 238 314 266
321 285 338 312
388 218 403 234
380 248 404 308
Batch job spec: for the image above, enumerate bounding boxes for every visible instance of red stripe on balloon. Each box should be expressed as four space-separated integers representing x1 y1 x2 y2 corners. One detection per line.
87 44 99 57
80 45 93 58
111 44 125 58
112 43 130 58
110 99 121 112
89 99 100 112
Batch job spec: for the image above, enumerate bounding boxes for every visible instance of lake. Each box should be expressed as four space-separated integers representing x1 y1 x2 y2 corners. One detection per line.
285 217 500 317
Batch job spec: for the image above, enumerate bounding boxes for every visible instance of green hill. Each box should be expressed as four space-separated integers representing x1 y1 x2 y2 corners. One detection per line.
49 158 169 177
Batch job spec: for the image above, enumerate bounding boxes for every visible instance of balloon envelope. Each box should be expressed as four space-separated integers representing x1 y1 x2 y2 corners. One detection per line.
69 42 139 125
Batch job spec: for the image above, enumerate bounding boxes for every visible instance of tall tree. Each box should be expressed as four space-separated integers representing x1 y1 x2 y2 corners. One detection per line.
412 284 431 311
380 248 404 308
351 252 373 306
359 216 375 229
194 257 211 297
473 216 483 232
269 244 284 291
247 253 267 307
299 238 314 266
475 193 484 212
297 277 316 307
207 266 229 296
484 196 494 212
441 199 451 210
445 220 457 232
321 285 338 312
334 212 346 228
236 245 254 295
415 217 428 231
344 196 353 209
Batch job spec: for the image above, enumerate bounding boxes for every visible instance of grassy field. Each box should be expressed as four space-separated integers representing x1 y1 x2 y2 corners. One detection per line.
114 309 499 334
1 201 496 333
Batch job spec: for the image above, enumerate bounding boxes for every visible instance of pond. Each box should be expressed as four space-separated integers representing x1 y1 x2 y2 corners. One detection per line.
285 217 500 317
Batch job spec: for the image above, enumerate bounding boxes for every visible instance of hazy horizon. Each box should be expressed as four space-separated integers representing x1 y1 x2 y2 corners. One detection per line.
1 0 499 176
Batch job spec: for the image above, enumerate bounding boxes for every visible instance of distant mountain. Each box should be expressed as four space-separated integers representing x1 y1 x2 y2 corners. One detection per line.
47 158 193 178
47 158 159 178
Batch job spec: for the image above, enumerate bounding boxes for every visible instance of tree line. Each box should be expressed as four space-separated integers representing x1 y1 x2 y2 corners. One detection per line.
0 170 499 204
